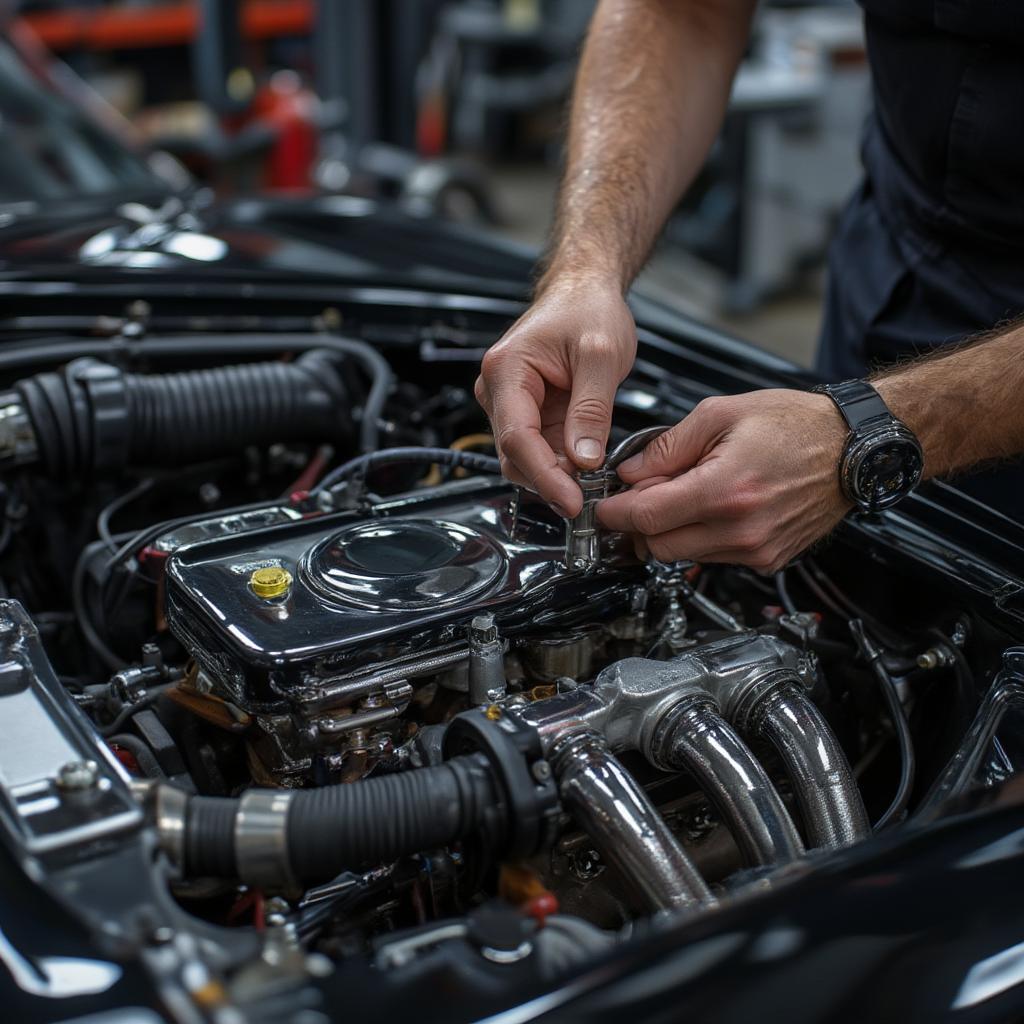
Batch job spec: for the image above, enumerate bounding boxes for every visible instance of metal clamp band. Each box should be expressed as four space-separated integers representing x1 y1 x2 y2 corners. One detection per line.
234 789 295 890
155 783 189 868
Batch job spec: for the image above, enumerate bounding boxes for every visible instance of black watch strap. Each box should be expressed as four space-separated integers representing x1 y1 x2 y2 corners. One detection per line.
814 380 892 432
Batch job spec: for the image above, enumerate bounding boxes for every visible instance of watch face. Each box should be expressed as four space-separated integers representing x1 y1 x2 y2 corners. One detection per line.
851 435 924 511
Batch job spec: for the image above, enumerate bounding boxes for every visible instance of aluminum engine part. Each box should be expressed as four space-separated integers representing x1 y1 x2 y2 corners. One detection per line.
508 631 866 906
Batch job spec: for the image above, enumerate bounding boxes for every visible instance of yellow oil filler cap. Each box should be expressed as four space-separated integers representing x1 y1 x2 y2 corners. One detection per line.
250 566 292 599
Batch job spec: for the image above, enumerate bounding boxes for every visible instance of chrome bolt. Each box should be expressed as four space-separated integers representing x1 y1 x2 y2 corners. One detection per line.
469 613 498 646
264 896 291 928
56 760 98 792
917 646 953 670
481 941 532 965
531 760 552 783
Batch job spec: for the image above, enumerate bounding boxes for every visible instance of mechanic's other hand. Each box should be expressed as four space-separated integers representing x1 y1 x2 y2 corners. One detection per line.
597 390 852 574
475 278 637 517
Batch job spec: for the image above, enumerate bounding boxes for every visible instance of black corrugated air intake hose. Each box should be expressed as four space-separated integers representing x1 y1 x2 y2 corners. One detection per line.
184 754 502 885
169 709 560 888
9 349 352 479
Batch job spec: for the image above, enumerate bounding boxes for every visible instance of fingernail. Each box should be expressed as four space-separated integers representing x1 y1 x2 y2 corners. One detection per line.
574 438 602 462
618 453 643 474
551 501 569 518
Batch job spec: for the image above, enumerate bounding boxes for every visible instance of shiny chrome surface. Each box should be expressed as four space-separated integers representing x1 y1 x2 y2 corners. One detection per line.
920 646 1024 812
166 481 639 710
604 426 672 473
0 601 142 858
155 783 188 869
564 471 605 571
652 697 804 866
551 732 713 912
563 426 671 572
515 632 861 882
301 519 504 611
467 614 506 705
749 684 870 849
306 643 471 712
234 789 295 889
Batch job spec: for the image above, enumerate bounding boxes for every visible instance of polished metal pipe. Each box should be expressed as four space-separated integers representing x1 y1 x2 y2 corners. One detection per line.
745 683 870 849
651 697 804 866
551 732 713 912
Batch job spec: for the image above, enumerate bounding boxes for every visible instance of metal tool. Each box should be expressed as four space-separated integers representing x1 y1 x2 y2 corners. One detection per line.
564 426 670 571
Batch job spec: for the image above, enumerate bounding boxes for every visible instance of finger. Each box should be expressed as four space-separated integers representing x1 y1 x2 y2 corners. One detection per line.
598 468 717 535
646 532 776 574
641 523 733 564
474 375 492 417
616 398 729 482
496 451 574 488
564 342 622 469
491 380 582 516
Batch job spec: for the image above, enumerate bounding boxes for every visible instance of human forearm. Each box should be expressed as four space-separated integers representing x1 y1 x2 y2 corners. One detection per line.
874 322 1024 480
539 0 756 296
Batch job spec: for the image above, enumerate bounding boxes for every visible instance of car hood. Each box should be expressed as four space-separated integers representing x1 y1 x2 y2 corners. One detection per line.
0 192 538 298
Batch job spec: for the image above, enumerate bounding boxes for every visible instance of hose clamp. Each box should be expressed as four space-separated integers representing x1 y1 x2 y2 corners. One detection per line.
235 790 296 890
155 783 188 869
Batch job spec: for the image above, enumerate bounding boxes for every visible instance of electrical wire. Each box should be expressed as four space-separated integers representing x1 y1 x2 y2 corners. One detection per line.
774 569 798 615
72 543 128 672
96 477 155 553
804 556 912 653
315 446 501 495
99 681 178 737
849 618 915 830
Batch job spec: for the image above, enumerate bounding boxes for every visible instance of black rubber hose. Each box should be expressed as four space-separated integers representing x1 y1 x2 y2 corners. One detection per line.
0 333 392 453
185 795 238 879
315 446 501 494
183 753 503 885
849 618 916 830
17 350 351 479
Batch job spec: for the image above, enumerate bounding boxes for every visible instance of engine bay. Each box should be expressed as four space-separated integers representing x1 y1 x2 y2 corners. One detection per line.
0 322 1021 1014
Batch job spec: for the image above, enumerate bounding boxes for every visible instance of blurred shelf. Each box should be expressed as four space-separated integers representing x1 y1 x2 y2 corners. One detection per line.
18 0 313 51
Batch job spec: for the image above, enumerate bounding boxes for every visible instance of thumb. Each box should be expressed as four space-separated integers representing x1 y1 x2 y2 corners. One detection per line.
616 398 728 482
564 345 622 470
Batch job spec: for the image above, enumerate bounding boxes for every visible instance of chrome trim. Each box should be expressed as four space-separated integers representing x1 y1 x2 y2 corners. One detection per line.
234 790 295 889
155 784 188 868
551 732 712 912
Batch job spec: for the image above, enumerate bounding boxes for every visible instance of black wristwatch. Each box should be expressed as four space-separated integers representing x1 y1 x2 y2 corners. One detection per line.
813 379 923 513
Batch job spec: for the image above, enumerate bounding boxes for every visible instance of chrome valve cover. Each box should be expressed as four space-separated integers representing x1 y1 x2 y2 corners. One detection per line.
164 480 643 711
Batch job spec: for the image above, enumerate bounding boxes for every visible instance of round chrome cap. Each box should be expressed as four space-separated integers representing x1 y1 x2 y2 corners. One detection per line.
302 519 503 610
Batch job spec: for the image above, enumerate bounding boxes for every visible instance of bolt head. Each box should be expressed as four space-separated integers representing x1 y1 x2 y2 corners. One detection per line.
57 760 99 792
531 760 552 783
469 613 498 645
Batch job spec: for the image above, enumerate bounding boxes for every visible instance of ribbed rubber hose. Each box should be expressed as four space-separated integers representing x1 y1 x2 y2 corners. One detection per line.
184 754 502 885
16 349 353 478
124 358 343 466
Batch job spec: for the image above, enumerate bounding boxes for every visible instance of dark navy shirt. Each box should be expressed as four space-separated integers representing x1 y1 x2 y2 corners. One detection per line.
859 0 1024 261
816 1 1024 518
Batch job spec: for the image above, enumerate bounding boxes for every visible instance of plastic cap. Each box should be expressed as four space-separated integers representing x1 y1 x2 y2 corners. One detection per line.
250 566 292 599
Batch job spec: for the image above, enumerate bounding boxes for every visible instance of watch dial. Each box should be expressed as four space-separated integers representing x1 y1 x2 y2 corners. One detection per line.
855 440 924 511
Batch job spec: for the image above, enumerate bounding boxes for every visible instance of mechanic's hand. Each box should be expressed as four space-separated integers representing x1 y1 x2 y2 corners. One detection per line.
597 389 852 574
475 278 637 517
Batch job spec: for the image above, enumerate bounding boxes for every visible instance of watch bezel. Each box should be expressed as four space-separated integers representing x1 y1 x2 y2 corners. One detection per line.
840 421 924 513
